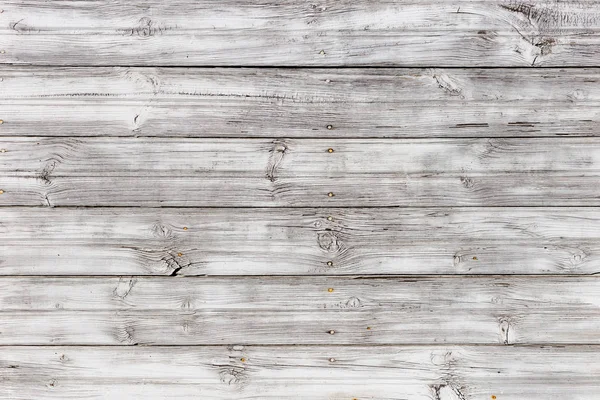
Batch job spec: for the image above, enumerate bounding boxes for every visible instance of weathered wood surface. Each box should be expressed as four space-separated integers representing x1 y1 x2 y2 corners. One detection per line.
0 276 599 345
1 137 600 206
0 67 599 138
2 346 600 399
2 1 600 66
1 207 599 275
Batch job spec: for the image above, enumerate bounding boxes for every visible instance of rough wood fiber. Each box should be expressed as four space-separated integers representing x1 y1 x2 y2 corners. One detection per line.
2 346 600 399
1 137 600 206
0 67 599 138
0 276 599 345
1 207 599 275
2 1 600 66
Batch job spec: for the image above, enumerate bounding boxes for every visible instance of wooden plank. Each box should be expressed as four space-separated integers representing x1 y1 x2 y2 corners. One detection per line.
0 67 599 138
2 1 600 66
1 137 600 206
2 207 599 275
0 276 599 345
2 345 600 399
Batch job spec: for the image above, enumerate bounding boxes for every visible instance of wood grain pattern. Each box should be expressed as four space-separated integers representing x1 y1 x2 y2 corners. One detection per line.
2 1 600 66
3 0 600 397
2 346 600 399
0 67 598 138
1 207 599 275
1 137 600 206
0 276 599 345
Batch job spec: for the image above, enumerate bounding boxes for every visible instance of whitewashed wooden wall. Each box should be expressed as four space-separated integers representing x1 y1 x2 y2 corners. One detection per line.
1 1 600 399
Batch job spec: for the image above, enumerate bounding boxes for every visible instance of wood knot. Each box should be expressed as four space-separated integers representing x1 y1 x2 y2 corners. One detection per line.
266 140 288 182
432 71 463 96
218 366 247 386
344 296 363 308
498 317 513 345
113 278 136 299
151 222 173 239
39 161 57 185
317 231 340 252
116 325 137 345
460 176 474 188
127 17 172 37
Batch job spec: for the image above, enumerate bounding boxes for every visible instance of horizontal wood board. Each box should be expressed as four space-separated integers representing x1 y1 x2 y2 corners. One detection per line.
1 346 600 399
2 1 600 66
0 276 598 345
0 67 598 138
0 207 599 275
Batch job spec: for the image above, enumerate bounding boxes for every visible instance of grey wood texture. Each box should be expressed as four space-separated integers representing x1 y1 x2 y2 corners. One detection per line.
3 0 600 398
2 1 600 66
3 346 600 399
0 276 598 345
1 137 600 206
0 207 598 275
0 67 598 138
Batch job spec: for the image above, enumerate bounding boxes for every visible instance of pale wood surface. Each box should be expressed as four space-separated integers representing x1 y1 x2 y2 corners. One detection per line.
2 1 600 66
3 0 600 398
0 207 598 275
0 277 598 345
2 346 600 399
1 138 600 206
0 67 599 138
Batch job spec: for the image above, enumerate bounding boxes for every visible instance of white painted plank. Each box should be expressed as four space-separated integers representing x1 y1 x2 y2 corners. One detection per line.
0 277 599 345
0 67 598 138
1 207 599 275
2 345 600 399
1 138 600 206
1 1 600 66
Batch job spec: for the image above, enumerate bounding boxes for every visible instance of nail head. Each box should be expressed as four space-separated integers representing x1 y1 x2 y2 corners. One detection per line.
327 192 334 197
326 125 333 130
328 288 334 292
327 261 333 267
329 358 335 362
327 148 334 153
328 330 335 335
327 216 333 221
